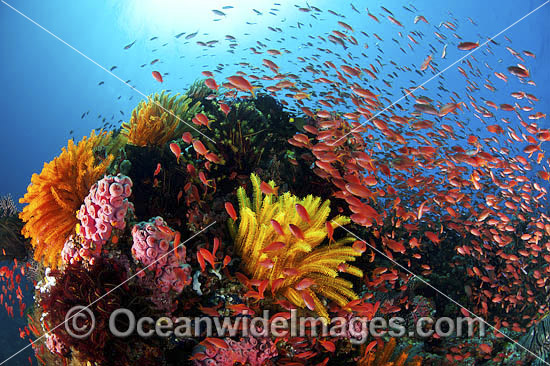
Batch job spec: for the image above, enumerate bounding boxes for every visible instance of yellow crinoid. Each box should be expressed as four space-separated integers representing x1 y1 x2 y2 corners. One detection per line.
121 91 202 147
229 173 364 320
19 131 115 268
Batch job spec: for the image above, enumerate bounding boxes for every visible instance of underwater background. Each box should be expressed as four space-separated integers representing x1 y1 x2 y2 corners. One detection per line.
0 0 549 365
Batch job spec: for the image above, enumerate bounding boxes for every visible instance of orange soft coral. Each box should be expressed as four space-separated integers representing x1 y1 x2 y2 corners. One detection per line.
121 91 201 147
19 130 114 268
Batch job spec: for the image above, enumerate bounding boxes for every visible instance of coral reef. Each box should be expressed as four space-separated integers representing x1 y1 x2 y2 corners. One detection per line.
229 173 363 320
19 131 115 268
121 91 202 147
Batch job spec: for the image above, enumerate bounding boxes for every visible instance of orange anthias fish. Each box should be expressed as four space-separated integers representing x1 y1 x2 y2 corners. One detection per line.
182 132 193 144
219 102 231 116
204 78 219 91
152 71 163 82
227 75 257 96
153 163 161 176
295 203 310 223
224 202 237 220
169 143 181 163
457 41 479 51
260 181 278 195
192 139 208 155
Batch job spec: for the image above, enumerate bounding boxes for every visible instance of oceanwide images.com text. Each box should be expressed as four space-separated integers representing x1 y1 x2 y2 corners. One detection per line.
66 306 486 344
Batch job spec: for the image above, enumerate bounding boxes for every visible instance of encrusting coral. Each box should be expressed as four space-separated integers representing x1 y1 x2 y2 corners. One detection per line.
229 173 363 320
19 130 115 268
121 91 202 147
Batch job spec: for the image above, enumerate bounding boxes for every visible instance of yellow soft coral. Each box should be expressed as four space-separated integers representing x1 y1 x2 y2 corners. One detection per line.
357 338 422 366
19 131 114 268
229 173 363 320
121 91 201 147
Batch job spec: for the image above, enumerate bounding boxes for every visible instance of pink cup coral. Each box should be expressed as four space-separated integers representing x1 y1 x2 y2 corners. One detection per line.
45 333 69 357
67 174 133 265
131 216 190 295
193 337 278 366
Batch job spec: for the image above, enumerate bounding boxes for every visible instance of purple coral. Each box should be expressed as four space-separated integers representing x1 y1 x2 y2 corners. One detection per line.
193 337 278 366
131 217 190 296
68 174 133 265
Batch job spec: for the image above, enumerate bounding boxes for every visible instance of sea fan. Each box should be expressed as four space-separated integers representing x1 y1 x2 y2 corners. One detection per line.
19 130 114 268
121 91 202 147
229 173 363 320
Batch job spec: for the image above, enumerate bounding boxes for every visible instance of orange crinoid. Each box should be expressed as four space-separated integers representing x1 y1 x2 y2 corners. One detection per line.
121 91 201 147
19 131 115 268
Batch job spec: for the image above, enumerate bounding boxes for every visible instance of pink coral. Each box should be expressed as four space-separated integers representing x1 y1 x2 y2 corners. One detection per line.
193 337 277 366
65 174 133 266
131 216 190 296
45 333 69 357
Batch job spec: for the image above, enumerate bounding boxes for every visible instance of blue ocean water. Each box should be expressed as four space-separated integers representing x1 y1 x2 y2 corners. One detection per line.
0 0 548 364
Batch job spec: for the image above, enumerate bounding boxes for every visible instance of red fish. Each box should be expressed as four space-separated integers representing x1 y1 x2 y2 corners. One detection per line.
222 255 231 268
289 224 305 240
153 163 161 176
152 71 163 82
261 241 285 252
182 132 193 144
227 75 257 96
204 78 219 91
225 202 237 220
271 219 285 235
260 181 278 195
193 140 208 155
458 42 479 51
296 278 315 290
219 103 231 116
295 203 310 223
195 113 211 128
169 143 181 163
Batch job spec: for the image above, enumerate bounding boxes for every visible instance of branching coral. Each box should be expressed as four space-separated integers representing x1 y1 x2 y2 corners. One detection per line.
121 91 202 147
229 173 363 320
357 338 422 366
19 131 114 268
